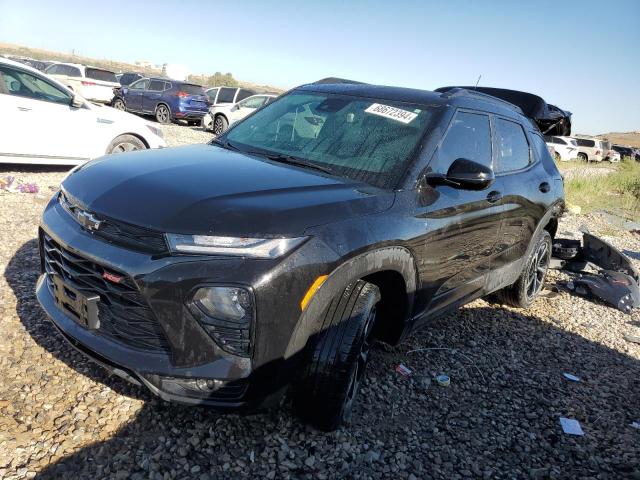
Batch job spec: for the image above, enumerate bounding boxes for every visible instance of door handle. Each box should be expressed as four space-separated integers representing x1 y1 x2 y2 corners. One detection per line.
486 190 502 203
17 106 32 112
539 182 551 193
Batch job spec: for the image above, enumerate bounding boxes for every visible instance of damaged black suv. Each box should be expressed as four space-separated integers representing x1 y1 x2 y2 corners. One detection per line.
37 82 564 430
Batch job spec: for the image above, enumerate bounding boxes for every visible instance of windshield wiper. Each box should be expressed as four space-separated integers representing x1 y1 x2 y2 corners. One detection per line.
211 138 241 152
260 152 334 174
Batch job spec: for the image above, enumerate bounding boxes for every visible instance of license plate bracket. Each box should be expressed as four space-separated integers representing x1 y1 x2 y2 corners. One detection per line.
52 275 100 329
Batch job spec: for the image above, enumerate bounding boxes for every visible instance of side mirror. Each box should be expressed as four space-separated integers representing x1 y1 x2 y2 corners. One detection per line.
426 158 494 190
231 104 240 112
70 94 85 109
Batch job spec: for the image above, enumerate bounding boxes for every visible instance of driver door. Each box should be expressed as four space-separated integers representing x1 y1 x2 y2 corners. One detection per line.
124 79 149 112
0 64 93 161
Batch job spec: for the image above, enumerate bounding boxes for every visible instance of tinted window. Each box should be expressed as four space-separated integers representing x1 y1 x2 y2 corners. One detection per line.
494 118 530 172
236 88 255 102
0 65 72 105
531 133 553 163
206 87 219 102
163 81 172 91
149 79 165 91
225 91 435 189
554 137 567 145
85 68 118 83
119 73 141 85
433 111 492 172
58 65 81 77
178 83 204 95
576 138 595 148
217 87 237 103
130 79 149 90
45 64 59 74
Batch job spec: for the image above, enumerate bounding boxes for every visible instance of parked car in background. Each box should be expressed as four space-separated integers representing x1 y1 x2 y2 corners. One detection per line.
45 63 120 104
545 135 579 161
0 58 165 165
612 144 640 161
205 86 255 107
203 94 277 133
573 137 604 162
36 82 564 430
117 72 145 86
606 149 621 162
112 77 209 125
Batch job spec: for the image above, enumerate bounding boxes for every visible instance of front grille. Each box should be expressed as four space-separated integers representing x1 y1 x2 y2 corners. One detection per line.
59 192 168 254
42 232 171 354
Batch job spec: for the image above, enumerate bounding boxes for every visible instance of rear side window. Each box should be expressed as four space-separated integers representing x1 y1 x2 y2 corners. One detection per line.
149 79 165 91
576 138 595 147
494 118 530 173
531 133 554 164
217 87 236 103
85 68 118 83
60 65 81 77
433 111 492 172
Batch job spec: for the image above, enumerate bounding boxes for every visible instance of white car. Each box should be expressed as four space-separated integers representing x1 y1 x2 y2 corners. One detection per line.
203 94 277 134
44 62 120 104
545 135 579 161
0 58 166 165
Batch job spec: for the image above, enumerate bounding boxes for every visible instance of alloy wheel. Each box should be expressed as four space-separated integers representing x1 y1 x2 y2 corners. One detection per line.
525 241 550 302
157 106 169 123
111 142 140 154
213 117 225 135
113 100 125 110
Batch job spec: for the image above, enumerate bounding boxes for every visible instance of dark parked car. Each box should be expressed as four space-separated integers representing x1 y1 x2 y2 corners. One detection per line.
117 71 145 86
37 82 564 430
612 144 640 161
112 77 209 125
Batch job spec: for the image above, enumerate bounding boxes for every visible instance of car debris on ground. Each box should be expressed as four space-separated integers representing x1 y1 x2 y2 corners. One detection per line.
0 176 39 194
560 417 585 436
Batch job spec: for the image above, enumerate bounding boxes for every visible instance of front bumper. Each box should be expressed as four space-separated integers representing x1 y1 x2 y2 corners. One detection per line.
36 194 336 407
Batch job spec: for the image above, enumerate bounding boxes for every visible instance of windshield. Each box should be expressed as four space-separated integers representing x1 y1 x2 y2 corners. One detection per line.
224 91 435 189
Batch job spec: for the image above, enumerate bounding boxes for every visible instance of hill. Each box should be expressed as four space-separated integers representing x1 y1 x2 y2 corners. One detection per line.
596 131 640 148
0 42 283 93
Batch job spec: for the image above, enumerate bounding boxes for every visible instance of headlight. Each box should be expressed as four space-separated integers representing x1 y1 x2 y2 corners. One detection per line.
193 286 251 322
146 124 164 139
166 234 307 258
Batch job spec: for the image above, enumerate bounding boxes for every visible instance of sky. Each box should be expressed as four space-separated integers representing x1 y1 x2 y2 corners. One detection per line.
1 0 638 135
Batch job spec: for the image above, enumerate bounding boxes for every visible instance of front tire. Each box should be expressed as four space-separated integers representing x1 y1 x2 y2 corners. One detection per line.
106 134 146 154
292 280 380 431
213 115 228 135
493 230 551 309
554 152 561 162
112 98 125 110
578 152 588 162
155 104 171 124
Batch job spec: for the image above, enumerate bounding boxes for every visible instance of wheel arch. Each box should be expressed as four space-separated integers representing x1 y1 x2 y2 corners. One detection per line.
105 133 150 154
285 246 417 358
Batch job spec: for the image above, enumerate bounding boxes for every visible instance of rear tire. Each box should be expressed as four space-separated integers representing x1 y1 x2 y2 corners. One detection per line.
106 134 146 154
213 115 228 135
492 230 551 309
155 104 171 124
292 280 380 431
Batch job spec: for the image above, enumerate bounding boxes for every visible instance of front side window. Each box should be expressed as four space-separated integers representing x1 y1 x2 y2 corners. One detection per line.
130 79 149 90
494 118 530 173
236 89 255 102
431 111 492 174
237 96 267 109
0 65 72 105
225 91 435 189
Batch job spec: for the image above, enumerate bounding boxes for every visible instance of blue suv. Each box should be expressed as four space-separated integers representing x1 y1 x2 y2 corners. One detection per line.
112 77 210 125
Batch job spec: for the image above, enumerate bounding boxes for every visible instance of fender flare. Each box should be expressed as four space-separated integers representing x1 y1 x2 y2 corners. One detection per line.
284 246 417 359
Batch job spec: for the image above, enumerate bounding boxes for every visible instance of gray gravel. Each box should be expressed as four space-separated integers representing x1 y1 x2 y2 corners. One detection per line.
1 124 639 479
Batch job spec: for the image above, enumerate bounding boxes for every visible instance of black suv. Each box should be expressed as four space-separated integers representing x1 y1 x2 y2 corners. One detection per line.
37 83 564 430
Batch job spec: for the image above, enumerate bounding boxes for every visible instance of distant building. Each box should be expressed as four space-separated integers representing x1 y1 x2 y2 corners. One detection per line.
135 60 153 68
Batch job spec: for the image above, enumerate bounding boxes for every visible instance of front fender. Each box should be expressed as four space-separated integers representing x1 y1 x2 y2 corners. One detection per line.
284 246 417 358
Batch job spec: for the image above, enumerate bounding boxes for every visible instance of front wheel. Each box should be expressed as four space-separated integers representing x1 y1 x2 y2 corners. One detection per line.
554 152 561 162
578 153 588 162
493 230 552 308
292 280 380 431
213 115 228 135
112 98 125 110
106 134 146 154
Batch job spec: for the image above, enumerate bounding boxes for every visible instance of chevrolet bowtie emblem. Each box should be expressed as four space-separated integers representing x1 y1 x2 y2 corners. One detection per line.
76 210 102 231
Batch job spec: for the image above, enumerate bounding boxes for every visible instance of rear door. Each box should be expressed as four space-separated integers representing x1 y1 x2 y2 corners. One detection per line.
489 116 542 281
416 110 503 317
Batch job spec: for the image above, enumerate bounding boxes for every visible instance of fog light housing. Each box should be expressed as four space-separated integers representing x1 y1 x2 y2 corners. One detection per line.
189 286 253 357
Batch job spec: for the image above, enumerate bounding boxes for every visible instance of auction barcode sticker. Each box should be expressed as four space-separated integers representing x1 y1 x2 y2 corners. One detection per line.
364 103 418 124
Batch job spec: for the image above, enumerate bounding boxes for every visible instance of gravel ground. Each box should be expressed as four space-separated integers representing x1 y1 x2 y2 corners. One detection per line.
1 124 639 479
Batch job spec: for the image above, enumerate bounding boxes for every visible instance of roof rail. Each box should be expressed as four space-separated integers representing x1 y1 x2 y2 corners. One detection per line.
312 77 367 85
439 87 524 113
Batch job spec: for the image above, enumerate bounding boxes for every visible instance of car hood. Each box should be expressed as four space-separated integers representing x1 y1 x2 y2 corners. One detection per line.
62 144 394 237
